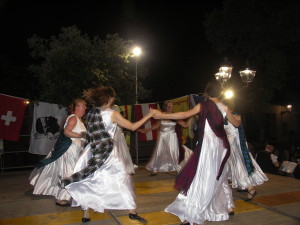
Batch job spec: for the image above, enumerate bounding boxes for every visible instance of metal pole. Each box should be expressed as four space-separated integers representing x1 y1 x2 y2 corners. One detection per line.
135 57 139 164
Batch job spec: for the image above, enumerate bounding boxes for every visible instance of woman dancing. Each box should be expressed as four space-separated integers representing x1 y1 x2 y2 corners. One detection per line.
60 86 156 223
29 98 87 206
153 80 234 225
223 99 268 202
139 100 193 176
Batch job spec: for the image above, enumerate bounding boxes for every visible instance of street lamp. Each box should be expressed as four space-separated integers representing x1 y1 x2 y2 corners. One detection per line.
133 47 141 104
239 68 256 86
132 47 141 165
215 61 256 87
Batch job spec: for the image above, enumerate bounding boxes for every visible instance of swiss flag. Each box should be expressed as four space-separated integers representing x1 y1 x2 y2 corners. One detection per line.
134 103 158 141
0 94 28 141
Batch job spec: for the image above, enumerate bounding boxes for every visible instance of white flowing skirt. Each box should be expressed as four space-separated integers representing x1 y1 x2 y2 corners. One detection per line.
65 144 136 212
227 134 268 189
114 130 135 175
146 131 180 172
165 132 234 225
29 141 82 201
178 145 194 172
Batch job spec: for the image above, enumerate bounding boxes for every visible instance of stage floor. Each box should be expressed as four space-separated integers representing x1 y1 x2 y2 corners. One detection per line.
0 163 300 225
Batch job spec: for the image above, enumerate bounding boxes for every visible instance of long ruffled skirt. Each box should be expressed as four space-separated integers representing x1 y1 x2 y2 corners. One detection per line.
227 134 268 189
65 144 136 212
29 141 82 201
165 133 234 225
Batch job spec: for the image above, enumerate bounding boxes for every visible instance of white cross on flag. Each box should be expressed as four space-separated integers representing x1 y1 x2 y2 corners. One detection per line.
0 94 28 141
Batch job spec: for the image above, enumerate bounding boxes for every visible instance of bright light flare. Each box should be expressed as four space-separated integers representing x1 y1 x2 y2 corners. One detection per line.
133 47 141 57
224 90 234 99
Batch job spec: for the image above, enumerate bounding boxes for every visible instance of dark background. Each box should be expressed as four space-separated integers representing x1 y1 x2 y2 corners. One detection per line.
0 0 224 102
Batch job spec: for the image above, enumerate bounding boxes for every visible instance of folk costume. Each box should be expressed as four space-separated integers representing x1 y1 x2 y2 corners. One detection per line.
61 108 136 212
29 114 86 202
146 120 193 173
225 119 268 190
165 100 234 225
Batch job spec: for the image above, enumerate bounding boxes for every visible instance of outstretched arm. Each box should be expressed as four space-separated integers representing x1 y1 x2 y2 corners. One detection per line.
153 104 200 120
138 120 161 133
112 109 157 131
177 116 195 128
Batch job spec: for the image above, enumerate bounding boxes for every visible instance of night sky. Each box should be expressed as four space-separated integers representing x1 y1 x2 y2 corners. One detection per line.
1 0 231 102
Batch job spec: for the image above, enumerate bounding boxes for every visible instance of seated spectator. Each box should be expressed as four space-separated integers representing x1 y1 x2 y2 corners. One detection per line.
256 144 280 174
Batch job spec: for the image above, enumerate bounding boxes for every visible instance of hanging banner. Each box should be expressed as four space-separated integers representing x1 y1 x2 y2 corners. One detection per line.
169 95 190 144
134 103 158 141
0 94 28 141
29 102 67 155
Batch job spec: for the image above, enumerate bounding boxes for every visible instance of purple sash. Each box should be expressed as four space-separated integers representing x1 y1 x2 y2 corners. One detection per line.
174 100 230 195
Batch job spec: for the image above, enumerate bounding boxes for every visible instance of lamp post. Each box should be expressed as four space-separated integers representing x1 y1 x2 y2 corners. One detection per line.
239 68 256 86
133 47 141 104
132 47 141 164
215 65 233 87
214 60 256 89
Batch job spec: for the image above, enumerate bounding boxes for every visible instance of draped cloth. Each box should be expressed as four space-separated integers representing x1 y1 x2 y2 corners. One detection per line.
35 129 72 168
175 123 185 164
225 112 254 175
238 124 254 175
174 100 230 195
60 107 114 187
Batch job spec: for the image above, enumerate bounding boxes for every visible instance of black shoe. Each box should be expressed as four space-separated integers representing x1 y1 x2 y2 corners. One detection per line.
55 201 70 207
245 189 257 202
229 211 235 216
149 173 157 176
82 217 91 222
180 222 190 225
129 213 147 223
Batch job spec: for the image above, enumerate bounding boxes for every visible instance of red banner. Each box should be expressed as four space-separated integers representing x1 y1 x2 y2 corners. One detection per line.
0 94 28 141
134 103 158 141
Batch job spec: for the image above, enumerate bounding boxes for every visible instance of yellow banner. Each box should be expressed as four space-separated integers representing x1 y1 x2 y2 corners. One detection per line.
169 95 190 144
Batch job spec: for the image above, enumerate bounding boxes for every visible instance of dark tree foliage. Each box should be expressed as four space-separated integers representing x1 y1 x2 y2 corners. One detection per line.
28 26 150 106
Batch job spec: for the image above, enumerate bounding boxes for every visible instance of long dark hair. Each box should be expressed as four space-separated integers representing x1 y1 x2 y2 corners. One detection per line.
204 79 222 98
83 86 116 107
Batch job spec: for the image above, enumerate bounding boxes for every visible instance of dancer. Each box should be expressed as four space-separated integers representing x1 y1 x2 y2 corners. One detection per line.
139 100 193 176
59 86 155 223
112 104 136 175
29 98 87 206
153 80 234 225
223 99 268 202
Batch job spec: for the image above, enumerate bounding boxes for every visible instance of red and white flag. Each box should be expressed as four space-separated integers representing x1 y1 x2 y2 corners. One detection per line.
0 94 28 141
134 103 158 141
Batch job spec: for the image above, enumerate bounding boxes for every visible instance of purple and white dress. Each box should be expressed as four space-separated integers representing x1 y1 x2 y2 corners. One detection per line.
165 103 234 225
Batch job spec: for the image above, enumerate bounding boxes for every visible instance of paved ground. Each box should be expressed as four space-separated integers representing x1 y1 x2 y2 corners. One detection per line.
0 163 300 225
